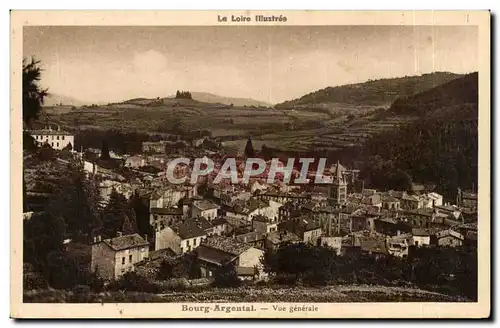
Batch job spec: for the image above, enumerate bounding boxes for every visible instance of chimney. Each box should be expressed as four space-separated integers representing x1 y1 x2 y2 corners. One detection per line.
57 125 61 131
97 235 101 242
93 236 97 243
117 231 122 237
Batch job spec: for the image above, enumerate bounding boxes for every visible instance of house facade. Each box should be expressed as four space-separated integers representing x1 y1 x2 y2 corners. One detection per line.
125 156 146 168
149 206 184 228
90 233 149 280
436 229 464 247
142 141 166 154
30 126 74 150
196 236 265 279
191 200 219 220
154 220 207 254
252 215 278 233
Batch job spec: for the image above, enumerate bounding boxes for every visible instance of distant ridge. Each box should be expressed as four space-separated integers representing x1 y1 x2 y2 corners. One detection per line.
189 92 272 107
275 72 463 108
43 93 87 107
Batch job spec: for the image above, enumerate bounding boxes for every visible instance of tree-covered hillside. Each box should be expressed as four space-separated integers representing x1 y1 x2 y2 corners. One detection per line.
275 72 462 108
360 73 478 199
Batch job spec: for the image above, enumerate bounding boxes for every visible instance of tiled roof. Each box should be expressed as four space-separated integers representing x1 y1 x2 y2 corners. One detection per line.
279 216 321 234
401 194 420 202
172 220 207 239
212 217 228 226
358 237 387 254
30 129 72 136
252 214 273 223
435 205 460 212
436 229 464 240
192 216 213 231
194 200 220 211
266 231 301 245
236 231 267 243
412 227 442 236
201 236 252 256
224 216 251 228
150 207 183 215
103 233 149 251
148 248 177 260
381 195 399 203
405 208 435 217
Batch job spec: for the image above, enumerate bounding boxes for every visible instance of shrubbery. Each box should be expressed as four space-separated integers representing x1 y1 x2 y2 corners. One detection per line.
106 272 161 294
213 262 241 288
261 243 477 300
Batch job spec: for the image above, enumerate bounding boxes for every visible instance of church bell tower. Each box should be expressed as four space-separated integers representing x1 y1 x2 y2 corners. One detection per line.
329 161 347 206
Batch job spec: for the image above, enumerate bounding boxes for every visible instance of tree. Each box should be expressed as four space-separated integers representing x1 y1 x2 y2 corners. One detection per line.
63 142 73 151
121 211 139 235
261 243 336 285
23 132 38 152
102 188 129 238
244 136 255 158
129 191 151 237
47 164 102 240
213 261 241 288
23 57 48 126
24 212 67 268
100 140 110 160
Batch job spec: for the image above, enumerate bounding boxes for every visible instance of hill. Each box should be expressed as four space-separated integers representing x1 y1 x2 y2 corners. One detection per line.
360 72 478 198
43 93 87 107
188 92 272 107
275 72 463 108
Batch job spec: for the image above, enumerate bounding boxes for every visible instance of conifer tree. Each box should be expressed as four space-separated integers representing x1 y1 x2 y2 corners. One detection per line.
244 136 255 158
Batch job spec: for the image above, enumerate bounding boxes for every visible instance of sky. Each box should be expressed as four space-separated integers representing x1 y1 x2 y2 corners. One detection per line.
23 25 478 105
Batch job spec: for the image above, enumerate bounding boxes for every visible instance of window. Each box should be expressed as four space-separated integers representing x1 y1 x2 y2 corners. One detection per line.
193 238 197 246
57 142 59 147
62 136 65 140
57 136 59 140
51 142 54 146
122 257 125 265
187 239 190 247
129 255 133 263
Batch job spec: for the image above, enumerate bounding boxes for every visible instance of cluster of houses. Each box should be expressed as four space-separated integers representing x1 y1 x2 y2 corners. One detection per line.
87 153 478 281
25 131 478 283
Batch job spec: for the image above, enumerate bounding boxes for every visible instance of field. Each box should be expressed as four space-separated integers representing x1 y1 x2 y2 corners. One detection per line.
42 96 418 155
24 284 469 303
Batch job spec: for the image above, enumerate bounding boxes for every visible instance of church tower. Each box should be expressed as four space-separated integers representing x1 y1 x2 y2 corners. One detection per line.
328 161 347 206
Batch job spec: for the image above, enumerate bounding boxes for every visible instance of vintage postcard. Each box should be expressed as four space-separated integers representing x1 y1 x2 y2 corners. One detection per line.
11 10 490 319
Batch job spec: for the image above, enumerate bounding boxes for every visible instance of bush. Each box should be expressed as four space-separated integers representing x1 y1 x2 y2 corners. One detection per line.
161 278 190 292
23 271 49 290
106 272 161 293
213 262 241 288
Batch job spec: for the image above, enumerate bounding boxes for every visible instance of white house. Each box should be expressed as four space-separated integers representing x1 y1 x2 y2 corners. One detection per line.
155 220 207 254
411 228 432 247
191 200 219 220
424 192 443 208
30 126 74 150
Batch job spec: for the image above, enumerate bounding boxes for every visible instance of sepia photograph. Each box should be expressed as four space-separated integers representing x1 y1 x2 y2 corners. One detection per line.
11 10 490 318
